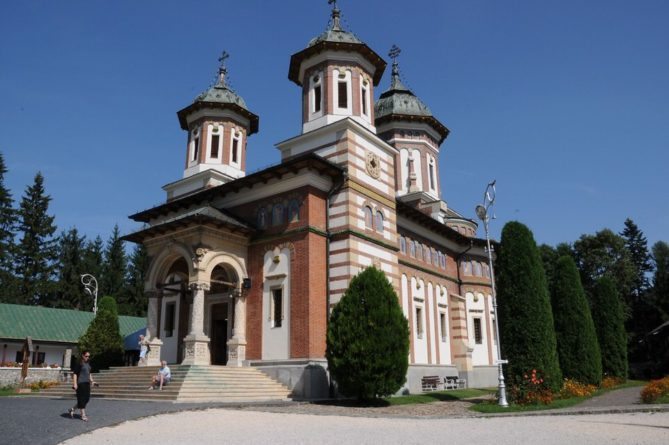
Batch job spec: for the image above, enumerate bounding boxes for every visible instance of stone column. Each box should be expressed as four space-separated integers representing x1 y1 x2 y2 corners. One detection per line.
227 288 247 367
145 289 164 366
182 282 211 365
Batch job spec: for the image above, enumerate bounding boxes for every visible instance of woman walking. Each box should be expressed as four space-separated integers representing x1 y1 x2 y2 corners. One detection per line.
68 351 96 421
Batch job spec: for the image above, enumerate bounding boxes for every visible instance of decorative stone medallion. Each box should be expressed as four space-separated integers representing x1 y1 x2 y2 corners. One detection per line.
365 152 381 179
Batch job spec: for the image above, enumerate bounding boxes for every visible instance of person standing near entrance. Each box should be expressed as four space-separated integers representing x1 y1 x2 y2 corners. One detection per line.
138 334 149 366
68 351 96 421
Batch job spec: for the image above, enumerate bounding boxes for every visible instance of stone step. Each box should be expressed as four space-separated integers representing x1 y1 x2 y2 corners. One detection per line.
38 365 292 403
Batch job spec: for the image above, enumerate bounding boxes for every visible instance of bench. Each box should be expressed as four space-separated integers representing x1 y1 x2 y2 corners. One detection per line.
444 376 466 389
421 375 442 392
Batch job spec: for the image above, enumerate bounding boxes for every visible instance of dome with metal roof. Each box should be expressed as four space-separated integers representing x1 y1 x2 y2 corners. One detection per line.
177 52 259 134
288 2 386 86
374 46 449 143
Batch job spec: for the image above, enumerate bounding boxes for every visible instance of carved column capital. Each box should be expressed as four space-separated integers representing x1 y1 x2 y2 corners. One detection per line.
189 282 211 292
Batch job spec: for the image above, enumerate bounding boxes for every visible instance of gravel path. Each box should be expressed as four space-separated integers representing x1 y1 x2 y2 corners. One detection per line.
59 409 669 445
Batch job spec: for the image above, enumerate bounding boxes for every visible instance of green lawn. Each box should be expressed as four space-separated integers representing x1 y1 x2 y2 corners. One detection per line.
385 388 494 406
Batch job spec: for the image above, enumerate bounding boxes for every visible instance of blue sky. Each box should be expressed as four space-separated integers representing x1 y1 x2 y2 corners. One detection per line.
1 0 667 250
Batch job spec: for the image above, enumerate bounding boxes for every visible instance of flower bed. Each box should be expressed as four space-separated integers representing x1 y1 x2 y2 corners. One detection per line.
640 376 669 403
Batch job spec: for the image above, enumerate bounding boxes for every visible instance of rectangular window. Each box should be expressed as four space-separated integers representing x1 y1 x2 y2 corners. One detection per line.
429 163 435 190
492 319 497 345
32 351 45 366
15 351 23 363
473 318 483 344
440 313 447 342
416 306 423 338
165 303 175 338
314 85 322 113
272 288 283 328
361 86 368 115
210 134 220 158
192 137 200 162
338 81 348 108
232 138 239 164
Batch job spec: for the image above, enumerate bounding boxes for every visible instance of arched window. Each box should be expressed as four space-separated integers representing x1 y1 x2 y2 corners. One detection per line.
410 240 416 257
257 207 267 229
288 199 300 223
440 252 446 269
364 206 373 229
400 236 406 253
473 261 482 276
463 261 472 275
424 247 431 264
483 262 490 278
360 78 370 119
310 72 323 115
432 249 439 266
231 129 242 165
189 126 201 163
416 243 423 261
375 210 384 233
209 124 221 159
272 204 285 226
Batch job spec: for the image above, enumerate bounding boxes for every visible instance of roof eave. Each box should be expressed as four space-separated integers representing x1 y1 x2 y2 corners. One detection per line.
375 114 450 144
176 101 260 135
288 41 387 86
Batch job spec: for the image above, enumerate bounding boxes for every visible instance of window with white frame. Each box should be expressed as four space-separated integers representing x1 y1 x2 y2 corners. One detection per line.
271 287 283 328
410 240 416 257
415 306 424 338
209 125 222 159
473 318 483 344
310 73 323 115
334 69 351 112
360 78 370 118
425 247 431 264
231 129 242 165
190 127 201 163
440 312 447 342
428 156 436 191
400 236 406 253
364 206 373 229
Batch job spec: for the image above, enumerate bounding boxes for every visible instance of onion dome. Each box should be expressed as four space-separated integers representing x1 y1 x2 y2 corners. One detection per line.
177 53 259 134
374 46 449 144
288 2 386 86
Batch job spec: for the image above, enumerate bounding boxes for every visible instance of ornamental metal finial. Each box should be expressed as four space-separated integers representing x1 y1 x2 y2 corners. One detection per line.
328 0 341 30
389 45 402 88
217 51 229 85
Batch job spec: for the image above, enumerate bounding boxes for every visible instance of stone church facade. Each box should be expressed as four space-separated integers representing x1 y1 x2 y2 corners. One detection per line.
124 4 498 398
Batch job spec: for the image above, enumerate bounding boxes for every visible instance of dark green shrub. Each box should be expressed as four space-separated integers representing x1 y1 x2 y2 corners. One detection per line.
591 277 628 379
497 221 562 394
326 267 409 400
78 296 124 371
550 256 602 385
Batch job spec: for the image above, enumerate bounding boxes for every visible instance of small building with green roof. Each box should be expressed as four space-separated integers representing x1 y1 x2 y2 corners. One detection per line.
0 303 146 367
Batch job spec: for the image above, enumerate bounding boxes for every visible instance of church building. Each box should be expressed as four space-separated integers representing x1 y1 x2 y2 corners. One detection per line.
124 3 498 398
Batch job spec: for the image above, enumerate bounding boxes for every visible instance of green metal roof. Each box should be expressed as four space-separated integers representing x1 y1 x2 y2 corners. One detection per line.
0 303 146 344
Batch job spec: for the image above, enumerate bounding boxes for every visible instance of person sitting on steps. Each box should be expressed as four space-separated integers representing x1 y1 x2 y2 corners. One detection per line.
149 360 171 390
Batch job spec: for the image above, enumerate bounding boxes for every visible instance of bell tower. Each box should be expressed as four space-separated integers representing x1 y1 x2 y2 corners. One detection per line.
167 53 259 200
288 1 386 135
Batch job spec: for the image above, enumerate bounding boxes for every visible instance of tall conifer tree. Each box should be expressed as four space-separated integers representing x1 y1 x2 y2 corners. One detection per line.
16 172 57 305
496 221 562 393
122 244 149 316
56 228 88 309
0 153 18 302
652 241 669 320
101 225 126 302
550 256 602 385
591 276 628 379
620 218 652 300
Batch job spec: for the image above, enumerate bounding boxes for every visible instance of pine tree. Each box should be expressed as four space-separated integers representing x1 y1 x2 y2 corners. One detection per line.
496 221 562 393
652 241 669 320
591 276 628 379
122 244 149 316
326 267 409 400
55 228 88 309
78 295 124 371
0 153 18 302
101 225 127 302
550 256 602 385
620 218 652 300
16 172 58 305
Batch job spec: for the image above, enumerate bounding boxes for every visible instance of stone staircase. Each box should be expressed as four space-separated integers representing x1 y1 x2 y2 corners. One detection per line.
36 365 292 403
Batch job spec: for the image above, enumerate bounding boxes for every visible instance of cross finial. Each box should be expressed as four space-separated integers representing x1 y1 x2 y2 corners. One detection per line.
328 0 342 30
389 44 401 62
328 0 338 9
217 51 230 86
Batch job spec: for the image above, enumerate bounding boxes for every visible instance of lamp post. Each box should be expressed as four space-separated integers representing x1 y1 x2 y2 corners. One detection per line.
475 180 509 407
80 274 98 314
